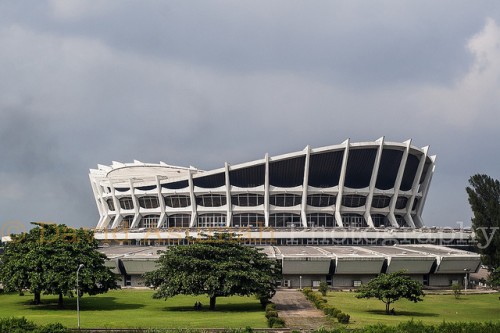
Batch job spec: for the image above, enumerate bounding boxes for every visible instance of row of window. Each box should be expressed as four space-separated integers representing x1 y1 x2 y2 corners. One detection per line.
107 195 419 210
112 213 409 229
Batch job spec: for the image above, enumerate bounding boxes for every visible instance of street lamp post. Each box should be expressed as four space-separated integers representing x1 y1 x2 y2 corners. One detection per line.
77 264 84 329
464 268 470 292
299 276 302 290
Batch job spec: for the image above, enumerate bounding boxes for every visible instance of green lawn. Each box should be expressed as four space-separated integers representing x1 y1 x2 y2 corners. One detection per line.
325 291 500 328
0 290 267 329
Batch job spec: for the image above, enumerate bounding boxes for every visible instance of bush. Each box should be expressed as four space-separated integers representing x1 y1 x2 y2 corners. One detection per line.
0 317 37 333
265 310 278 319
265 303 276 312
319 281 329 296
268 317 286 328
452 283 462 299
302 287 313 296
34 323 69 333
336 312 350 324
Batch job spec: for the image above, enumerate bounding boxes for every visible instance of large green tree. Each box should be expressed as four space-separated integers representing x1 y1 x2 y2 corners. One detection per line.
144 234 281 310
0 223 119 306
356 271 424 314
466 174 500 287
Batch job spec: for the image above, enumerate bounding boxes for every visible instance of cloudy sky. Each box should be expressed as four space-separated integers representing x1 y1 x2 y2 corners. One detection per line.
1 0 500 234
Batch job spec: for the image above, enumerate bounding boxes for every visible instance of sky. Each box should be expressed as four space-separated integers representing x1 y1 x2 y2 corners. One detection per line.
1 0 500 235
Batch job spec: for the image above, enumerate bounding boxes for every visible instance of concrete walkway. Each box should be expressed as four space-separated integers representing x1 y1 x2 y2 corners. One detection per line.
271 289 330 330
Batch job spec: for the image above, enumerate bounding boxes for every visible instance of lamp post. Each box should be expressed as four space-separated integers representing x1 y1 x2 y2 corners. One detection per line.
299 276 302 290
77 264 84 329
464 268 470 292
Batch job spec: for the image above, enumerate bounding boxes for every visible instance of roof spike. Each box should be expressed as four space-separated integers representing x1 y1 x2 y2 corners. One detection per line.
376 136 385 143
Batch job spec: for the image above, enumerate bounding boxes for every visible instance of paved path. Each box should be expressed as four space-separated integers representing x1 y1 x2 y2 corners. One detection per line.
271 289 330 330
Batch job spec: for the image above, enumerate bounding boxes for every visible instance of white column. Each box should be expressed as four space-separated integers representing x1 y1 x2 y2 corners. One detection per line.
188 171 197 227
388 139 411 228
301 146 311 228
405 146 428 228
91 179 106 229
364 137 384 228
110 183 123 229
264 153 270 227
415 155 436 226
335 139 350 227
225 162 232 227
129 179 141 229
156 176 166 229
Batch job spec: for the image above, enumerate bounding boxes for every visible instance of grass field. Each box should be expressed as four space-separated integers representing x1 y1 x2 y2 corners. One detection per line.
0 289 267 329
325 291 500 328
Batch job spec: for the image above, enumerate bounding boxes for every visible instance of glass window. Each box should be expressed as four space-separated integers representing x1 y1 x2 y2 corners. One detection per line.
395 196 409 209
269 213 301 228
371 195 391 208
341 195 366 208
165 214 191 228
395 215 407 227
119 197 134 210
232 214 265 227
119 215 134 229
138 196 160 209
371 214 388 227
196 194 227 207
341 214 367 228
270 194 301 207
164 195 191 208
139 215 159 229
196 213 227 228
307 194 336 207
106 199 115 211
307 213 336 227
231 194 264 206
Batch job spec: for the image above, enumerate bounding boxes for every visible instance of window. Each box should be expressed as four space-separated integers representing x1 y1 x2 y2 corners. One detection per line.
138 196 160 209
371 195 391 208
139 215 159 229
119 197 134 210
307 194 336 207
395 215 407 227
371 214 388 227
232 214 265 227
165 214 190 228
395 196 408 209
231 194 264 206
353 280 362 287
269 213 301 228
341 195 366 208
196 194 227 207
106 199 115 211
342 214 367 228
307 213 336 227
270 194 301 207
164 195 191 208
119 215 134 229
196 213 227 228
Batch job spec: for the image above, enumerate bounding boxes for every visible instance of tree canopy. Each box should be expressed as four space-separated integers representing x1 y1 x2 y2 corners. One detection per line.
466 174 500 286
356 271 424 314
0 223 119 306
144 234 281 310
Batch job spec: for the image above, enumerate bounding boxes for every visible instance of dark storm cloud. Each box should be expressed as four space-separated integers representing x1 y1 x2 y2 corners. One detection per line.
1 0 500 229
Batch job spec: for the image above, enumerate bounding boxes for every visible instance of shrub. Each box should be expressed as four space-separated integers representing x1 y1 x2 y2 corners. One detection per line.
34 323 69 333
0 317 37 333
452 283 462 299
319 281 329 296
336 312 350 324
265 303 276 312
268 317 286 328
265 310 278 319
302 287 313 296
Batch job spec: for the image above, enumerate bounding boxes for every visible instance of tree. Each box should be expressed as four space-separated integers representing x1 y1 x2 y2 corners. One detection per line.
466 174 500 287
356 271 424 314
452 283 462 299
144 234 281 310
0 223 119 306
318 281 328 296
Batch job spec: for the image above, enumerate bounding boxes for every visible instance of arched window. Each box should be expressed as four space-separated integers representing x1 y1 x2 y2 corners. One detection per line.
306 194 336 207
231 194 264 206
371 195 391 209
196 194 227 207
196 213 227 228
139 215 159 229
269 213 301 228
307 213 336 227
341 214 367 228
270 194 301 207
395 196 408 209
165 214 191 228
232 214 265 228
138 196 160 209
341 195 366 208
119 197 134 210
106 199 115 211
164 195 191 208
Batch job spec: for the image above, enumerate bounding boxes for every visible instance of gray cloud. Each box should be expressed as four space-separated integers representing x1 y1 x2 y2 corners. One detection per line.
1 1 500 231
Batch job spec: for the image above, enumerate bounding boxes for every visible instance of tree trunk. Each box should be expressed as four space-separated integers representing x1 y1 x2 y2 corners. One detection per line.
209 296 216 310
58 292 64 308
33 291 41 305
385 302 390 314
